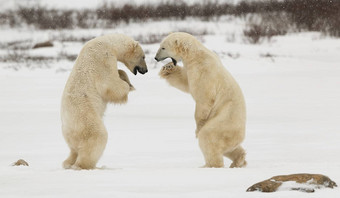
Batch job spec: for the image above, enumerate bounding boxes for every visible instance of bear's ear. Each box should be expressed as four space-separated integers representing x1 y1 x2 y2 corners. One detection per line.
133 41 139 49
127 41 139 55
174 39 188 55
129 41 138 53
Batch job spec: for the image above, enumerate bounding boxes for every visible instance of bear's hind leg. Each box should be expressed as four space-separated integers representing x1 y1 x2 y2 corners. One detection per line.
72 128 108 170
72 137 107 170
224 145 247 168
63 149 78 169
198 131 224 168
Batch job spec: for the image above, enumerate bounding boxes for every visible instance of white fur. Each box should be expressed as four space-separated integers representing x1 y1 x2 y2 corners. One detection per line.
157 32 247 168
61 34 146 170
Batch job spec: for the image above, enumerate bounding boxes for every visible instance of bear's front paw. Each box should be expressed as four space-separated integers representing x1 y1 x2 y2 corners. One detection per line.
159 62 177 77
118 69 135 91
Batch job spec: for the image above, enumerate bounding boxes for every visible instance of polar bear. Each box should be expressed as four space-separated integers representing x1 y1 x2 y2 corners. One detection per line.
61 34 147 170
155 32 247 168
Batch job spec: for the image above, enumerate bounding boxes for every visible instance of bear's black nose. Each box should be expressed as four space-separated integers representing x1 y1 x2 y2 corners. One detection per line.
154 57 159 61
135 66 148 75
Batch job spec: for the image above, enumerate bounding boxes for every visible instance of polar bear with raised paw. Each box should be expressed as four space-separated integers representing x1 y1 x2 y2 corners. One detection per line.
155 32 247 168
61 34 147 170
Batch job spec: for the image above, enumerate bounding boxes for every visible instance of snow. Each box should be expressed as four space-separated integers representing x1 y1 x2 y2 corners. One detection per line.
277 180 321 193
1 17 340 198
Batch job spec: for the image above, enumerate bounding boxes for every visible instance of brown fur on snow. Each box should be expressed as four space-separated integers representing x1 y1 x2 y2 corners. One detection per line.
12 159 29 166
247 173 337 193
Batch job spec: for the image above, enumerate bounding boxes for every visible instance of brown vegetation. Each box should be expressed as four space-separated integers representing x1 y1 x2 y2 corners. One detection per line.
0 0 338 37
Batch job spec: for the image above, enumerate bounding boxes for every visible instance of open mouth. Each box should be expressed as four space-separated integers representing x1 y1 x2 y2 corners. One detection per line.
171 58 177 66
133 66 148 75
154 56 177 66
133 67 138 75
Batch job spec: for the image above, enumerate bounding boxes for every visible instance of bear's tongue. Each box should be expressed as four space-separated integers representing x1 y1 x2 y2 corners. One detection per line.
171 58 177 66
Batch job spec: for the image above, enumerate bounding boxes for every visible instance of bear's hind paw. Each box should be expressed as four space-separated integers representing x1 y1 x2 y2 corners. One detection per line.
229 160 247 168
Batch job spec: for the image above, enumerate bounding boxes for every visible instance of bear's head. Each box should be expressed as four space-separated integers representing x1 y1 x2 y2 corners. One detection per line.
123 41 148 75
154 32 197 65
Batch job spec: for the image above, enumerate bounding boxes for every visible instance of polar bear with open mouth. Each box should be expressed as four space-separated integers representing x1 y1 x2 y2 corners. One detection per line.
61 34 147 169
155 32 247 168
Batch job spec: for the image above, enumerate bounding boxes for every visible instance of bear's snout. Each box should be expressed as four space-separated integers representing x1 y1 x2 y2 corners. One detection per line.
134 66 148 75
155 57 160 62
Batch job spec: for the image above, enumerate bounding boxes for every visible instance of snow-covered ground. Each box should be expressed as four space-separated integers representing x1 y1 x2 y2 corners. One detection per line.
1 18 340 197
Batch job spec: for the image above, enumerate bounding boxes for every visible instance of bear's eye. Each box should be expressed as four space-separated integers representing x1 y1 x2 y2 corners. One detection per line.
161 47 165 50
142 56 145 60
